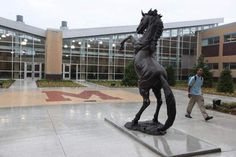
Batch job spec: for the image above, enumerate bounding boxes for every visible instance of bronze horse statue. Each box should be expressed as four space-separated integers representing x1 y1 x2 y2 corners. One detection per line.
120 9 176 135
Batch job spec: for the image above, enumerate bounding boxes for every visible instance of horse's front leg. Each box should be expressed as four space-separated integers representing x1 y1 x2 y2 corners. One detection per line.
119 35 136 51
132 88 150 125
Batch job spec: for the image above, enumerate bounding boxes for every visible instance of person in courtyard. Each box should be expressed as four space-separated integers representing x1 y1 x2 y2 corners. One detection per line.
185 68 213 121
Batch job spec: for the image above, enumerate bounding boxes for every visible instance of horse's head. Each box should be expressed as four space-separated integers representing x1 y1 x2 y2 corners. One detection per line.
136 9 162 34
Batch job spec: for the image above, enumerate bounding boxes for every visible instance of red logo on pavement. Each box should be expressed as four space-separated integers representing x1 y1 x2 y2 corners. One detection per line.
42 90 121 101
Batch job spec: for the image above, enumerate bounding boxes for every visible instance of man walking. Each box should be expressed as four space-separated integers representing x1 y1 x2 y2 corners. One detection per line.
185 68 213 121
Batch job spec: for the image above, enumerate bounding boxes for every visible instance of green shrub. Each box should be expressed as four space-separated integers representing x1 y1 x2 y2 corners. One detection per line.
217 69 234 93
36 79 84 87
122 60 138 86
221 102 236 109
90 80 123 87
191 55 213 87
0 80 15 88
166 65 176 86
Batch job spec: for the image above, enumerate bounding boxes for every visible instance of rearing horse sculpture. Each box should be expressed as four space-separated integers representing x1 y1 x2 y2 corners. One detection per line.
120 9 176 135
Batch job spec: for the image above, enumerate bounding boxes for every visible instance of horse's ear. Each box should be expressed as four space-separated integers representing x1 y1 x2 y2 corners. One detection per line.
141 10 145 16
148 8 152 12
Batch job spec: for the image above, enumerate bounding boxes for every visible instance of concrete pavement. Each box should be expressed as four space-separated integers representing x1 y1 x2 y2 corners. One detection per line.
0 80 236 157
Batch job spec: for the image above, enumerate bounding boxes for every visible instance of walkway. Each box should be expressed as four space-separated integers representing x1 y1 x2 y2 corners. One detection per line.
0 80 235 157
0 80 144 108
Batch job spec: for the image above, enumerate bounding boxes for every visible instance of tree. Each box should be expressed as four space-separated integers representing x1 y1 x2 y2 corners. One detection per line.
166 65 176 86
217 69 234 93
122 60 138 86
191 55 213 87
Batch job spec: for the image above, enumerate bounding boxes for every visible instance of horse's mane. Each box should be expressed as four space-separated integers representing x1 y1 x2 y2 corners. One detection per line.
143 9 163 49
147 9 162 18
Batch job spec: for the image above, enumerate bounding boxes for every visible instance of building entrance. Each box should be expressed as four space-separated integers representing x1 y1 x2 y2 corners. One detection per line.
24 62 42 79
63 64 70 80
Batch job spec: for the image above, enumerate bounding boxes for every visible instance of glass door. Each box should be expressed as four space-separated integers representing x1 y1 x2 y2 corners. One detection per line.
70 64 77 80
77 64 80 80
24 62 42 79
34 63 41 79
25 62 32 79
63 64 70 80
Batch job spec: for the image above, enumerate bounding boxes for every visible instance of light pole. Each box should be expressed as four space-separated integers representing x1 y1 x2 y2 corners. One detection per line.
32 37 35 80
123 42 126 80
20 40 22 80
78 41 82 80
112 43 116 80
70 44 75 80
10 33 14 79
20 39 27 80
71 40 75 65
86 43 90 80
98 41 103 80
63 44 68 79
70 44 75 65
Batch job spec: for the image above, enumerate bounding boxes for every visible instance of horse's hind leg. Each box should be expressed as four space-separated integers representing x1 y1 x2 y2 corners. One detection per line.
132 88 150 125
152 87 162 123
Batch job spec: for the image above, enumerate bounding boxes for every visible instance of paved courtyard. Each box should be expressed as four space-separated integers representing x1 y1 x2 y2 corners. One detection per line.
0 80 236 157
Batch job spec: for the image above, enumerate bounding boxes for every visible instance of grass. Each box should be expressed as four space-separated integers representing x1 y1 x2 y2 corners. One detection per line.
36 79 85 88
173 81 236 97
89 80 123 87
0 80 15 88
207 102 236 115
90 80 236 97
221 102 236 109
89 80 137 88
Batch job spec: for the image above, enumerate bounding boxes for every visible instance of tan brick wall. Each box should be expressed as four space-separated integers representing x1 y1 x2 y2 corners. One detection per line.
45 29 62 77
198 23 236 78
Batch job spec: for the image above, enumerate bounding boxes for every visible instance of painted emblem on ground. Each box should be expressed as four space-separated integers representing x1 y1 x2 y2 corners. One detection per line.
43 90 121 101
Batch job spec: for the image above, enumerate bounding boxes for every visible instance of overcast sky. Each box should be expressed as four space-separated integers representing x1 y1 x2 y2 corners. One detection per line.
1 0 236 29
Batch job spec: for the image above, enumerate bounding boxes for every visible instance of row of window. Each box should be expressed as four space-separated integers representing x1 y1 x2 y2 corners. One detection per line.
62 40 197 51
207 62 236 70
224 33 236 43
202 36 219 46
202 32 236 46
162 25 215 38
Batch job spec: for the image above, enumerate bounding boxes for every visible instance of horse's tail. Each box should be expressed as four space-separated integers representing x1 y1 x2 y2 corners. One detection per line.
159 75 176 131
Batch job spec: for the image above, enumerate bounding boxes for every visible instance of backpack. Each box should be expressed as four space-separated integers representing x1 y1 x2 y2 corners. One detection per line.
188 75 203 87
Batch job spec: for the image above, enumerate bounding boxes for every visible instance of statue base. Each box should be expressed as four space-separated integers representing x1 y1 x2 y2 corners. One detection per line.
124 120 166 135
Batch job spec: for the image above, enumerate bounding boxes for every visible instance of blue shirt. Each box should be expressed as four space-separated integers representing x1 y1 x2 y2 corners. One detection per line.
188 75 203 95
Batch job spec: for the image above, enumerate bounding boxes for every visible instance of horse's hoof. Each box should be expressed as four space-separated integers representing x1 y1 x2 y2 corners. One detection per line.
131 120 138 126
157 130 166 135
152 119 158 123
157 126 166 132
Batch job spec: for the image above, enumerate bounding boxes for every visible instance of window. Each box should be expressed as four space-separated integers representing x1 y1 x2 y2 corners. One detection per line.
223 62 236 69
171 29 178 37
183 28 190 35
223 63 230 69
230 63 236 69
190 27 197 34
207 63 218 70
224 32 236 43
201 40 208 46
201 36 220 46
162 30 170 38
203 26 209 30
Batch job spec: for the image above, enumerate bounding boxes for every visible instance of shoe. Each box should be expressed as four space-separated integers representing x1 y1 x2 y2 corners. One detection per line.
185 114 192 118
205 116 213 121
